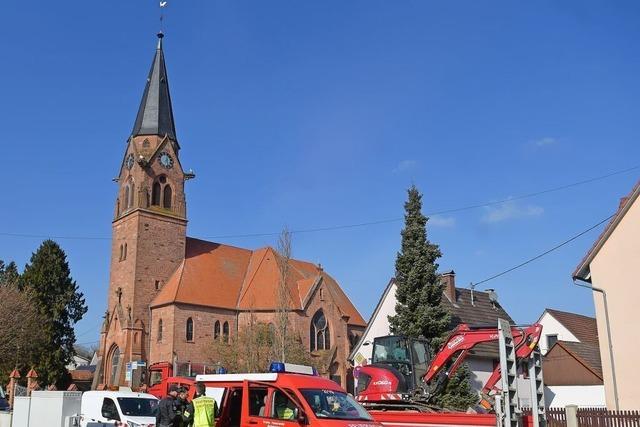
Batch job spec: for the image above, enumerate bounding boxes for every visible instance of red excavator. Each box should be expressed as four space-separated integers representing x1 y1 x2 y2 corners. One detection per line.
355 322 543 411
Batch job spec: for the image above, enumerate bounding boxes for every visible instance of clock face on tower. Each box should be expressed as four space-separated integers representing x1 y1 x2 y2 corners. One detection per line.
125 153 135 170
158 152 174 169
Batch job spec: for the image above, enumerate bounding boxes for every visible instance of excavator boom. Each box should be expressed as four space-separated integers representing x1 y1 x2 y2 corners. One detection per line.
355 322 543 410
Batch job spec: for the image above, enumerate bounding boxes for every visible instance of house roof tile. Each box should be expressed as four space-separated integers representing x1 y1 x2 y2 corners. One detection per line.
545 308 599 345
442 288 515 359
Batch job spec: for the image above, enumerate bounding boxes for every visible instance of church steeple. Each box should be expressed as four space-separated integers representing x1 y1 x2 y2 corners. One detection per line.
131 32 177 142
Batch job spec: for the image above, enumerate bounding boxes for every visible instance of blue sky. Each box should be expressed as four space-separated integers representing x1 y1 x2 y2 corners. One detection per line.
1 1 639 348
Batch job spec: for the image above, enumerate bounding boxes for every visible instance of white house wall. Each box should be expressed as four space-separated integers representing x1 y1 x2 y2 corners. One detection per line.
544 385 605 408
351 282 397 366
537 312 579 355
466 357 496 395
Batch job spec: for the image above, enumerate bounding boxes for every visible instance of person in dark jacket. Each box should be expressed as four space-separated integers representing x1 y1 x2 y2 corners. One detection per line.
157 384 180 427
176 387 191 426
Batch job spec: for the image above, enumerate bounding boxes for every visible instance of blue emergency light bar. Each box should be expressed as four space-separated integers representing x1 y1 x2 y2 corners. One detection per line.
269 362 318 376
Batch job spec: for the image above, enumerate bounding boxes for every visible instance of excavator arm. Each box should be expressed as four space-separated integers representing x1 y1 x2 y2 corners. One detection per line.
420 323 542 401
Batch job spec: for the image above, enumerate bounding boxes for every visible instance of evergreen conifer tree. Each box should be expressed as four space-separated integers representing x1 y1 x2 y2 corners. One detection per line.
21 240 87 388
389 185 450 343
389 186 477 410
434 363 478 410
0 260 19 287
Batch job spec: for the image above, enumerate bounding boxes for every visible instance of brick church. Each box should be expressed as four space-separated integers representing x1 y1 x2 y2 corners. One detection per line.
96 33 366 390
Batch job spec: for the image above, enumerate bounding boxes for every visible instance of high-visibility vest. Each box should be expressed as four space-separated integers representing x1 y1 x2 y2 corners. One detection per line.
276 406 294 420
192 396 217 427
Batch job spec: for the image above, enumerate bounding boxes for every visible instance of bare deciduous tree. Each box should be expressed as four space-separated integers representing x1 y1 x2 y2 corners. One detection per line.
274 227 292 362
0 285 45 379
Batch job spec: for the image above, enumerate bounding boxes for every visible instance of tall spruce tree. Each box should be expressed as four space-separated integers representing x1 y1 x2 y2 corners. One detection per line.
389 186 477 410
21 240 87 388
389 185 450 342
0 260 19 287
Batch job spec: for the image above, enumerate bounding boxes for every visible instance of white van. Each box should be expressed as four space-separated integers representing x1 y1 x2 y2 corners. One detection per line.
80 391 158 427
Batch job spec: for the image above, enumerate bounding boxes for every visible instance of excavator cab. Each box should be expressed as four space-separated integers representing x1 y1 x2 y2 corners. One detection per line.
370 336 430 393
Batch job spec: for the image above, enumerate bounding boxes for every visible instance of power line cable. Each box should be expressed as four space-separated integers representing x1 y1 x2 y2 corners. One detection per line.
0 164 636 241
204 164 637 239
474 212 616 287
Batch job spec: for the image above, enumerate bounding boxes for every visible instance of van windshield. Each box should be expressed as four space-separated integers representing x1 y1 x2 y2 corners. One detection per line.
117 398 158 417
300 389 372 421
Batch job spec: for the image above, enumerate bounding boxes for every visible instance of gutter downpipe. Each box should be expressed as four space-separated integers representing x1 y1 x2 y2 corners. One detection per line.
573 277 619 411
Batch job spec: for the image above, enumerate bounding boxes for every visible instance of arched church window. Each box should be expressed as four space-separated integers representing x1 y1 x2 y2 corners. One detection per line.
223 321 229 343
186 317 194 341
214 321 220 340
163 185 172 209
123 243 127 260
310 310 330 351
108 345 120 385
152 182 161 206
158 319 163 342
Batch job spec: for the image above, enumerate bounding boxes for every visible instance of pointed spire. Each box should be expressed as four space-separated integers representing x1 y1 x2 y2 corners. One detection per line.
131 32 177 141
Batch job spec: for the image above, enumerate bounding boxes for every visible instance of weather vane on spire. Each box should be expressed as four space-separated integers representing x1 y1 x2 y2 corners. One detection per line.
159 1 168 34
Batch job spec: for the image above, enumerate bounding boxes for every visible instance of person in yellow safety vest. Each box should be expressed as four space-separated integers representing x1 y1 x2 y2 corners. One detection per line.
184 382 217 427
274 392 295 420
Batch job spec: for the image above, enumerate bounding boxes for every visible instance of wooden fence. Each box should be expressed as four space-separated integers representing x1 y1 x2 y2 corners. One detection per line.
576 408 640 427
528 407 640 427
546 407 567 427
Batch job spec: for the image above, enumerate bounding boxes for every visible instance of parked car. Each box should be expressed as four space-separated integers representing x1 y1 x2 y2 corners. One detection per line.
0 386 9 411
80 390 158 427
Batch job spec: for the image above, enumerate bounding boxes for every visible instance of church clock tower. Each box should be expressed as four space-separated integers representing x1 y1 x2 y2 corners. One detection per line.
98 33 193 386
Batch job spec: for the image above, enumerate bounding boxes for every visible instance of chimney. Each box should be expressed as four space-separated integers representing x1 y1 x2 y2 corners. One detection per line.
441 270 456 302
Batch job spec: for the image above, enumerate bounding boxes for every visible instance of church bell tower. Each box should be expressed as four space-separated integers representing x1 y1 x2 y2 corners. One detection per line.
99 32 192 386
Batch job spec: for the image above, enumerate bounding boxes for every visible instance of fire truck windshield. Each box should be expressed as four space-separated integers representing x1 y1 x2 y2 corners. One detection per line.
300 389 372 421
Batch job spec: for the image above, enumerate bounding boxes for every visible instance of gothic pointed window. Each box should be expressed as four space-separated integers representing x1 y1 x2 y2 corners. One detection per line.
310 310 330 351
214 321 220 340
163 185 172 209
223 321 229 343
152 182 161 206
186 317 194 342
158 319 163 342
130 182 135 208
108 345 121 385
124 185 130 210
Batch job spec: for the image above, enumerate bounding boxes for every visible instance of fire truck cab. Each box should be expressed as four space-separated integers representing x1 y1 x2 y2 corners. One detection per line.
196 363 381 427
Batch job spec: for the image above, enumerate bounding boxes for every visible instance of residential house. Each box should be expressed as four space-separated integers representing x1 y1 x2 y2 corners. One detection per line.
537 308 605 407
350 271 516 397
573 180 640 410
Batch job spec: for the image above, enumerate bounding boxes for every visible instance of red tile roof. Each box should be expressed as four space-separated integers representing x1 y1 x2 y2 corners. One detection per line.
574 179 640 280
545 308 599 345
151 238 366 326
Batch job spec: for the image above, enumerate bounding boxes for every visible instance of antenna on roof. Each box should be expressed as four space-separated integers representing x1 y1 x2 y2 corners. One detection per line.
469 282 475 306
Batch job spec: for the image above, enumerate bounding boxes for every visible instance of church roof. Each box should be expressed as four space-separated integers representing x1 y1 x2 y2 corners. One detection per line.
151 238 366 326
131 33 177 141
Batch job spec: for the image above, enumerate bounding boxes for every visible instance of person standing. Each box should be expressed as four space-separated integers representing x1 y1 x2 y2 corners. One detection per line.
157 384 180 427
184 382 216 427
176 387 191 426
